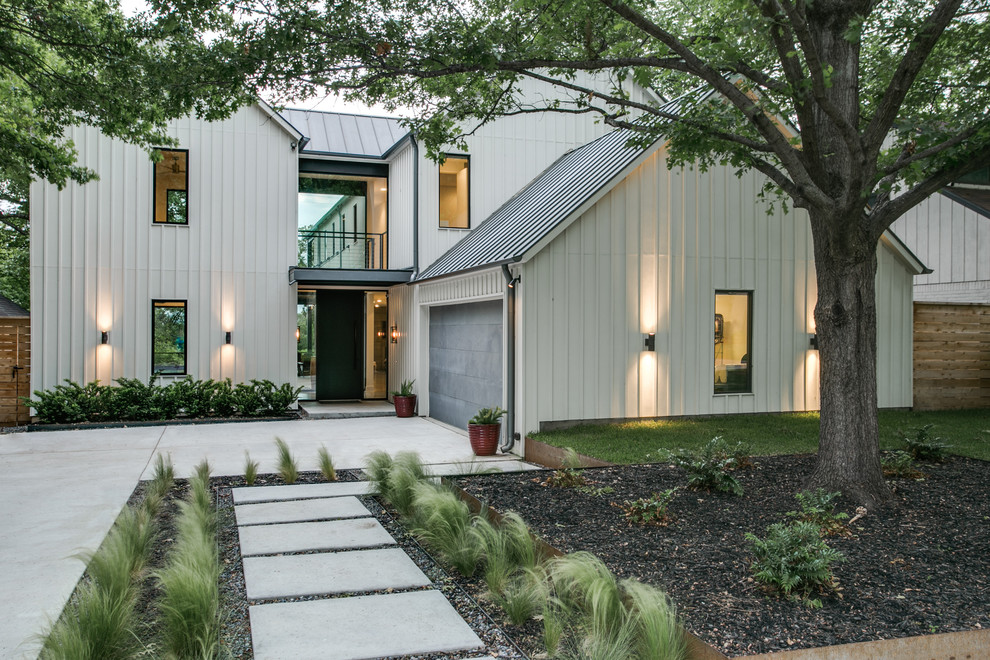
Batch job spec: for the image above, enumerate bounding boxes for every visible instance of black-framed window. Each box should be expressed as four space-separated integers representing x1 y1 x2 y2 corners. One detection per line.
714 291 752 394
152 300 187 375
439 154 469 228
154 149 189 224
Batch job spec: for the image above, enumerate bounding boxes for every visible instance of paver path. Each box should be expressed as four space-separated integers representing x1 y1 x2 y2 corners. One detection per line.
234 482 485 660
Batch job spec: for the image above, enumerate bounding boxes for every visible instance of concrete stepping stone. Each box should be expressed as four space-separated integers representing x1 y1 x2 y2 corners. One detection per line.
249 590 484 660
235 496 369 526
233 482 374 504
238 519 394 557
243 548 431 599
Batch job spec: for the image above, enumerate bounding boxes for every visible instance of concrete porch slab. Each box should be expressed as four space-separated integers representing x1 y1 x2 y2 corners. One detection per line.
242 548 431 600
237 519 394 557
249 590 484 660
232 481 374 504
235 496 370 526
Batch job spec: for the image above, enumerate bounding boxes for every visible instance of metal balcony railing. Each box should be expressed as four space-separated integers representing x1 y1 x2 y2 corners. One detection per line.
298 230 387 270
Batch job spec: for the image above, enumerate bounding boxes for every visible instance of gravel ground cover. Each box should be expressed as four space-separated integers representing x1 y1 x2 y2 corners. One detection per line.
452 454 990 656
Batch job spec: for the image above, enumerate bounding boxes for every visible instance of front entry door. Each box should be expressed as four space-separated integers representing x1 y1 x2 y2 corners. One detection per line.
316 290 364 400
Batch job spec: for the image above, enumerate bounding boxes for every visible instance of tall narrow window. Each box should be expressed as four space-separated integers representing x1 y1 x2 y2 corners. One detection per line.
714 291 752 394
439 155 469 228
154 149 189 224
152 300 187 375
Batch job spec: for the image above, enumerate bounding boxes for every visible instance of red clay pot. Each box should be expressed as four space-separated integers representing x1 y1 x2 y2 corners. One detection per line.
393 395 417 418
468 423 500 456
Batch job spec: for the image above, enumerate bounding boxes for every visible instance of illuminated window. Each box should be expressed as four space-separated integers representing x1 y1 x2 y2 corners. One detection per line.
152 300 187 375
154 149 188 224
439 155 469 228
714 291 752 394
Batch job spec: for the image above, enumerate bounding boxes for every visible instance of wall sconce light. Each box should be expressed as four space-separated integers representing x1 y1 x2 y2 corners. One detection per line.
295 327 300 341
644 333 656 351
809 333 818 350
390 325 399 343
101 330 109 345
225 331 232 345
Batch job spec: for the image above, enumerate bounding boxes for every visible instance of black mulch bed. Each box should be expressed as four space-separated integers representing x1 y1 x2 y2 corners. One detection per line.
452 454 990 657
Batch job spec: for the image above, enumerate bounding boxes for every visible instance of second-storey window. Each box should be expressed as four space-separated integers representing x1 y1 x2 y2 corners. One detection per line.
714 291 752 394
154 149 188 224
439 155 469 228
152 300 187 375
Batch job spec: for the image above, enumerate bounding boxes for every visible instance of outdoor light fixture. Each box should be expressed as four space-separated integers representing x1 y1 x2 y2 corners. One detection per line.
101 330 109 345
295 327 300 341
810 333 818 349
391 325 399 343
644 333 656 351
225 331 232 345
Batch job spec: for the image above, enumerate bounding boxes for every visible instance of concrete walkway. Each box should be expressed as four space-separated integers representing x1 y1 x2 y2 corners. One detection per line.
0 416 530 659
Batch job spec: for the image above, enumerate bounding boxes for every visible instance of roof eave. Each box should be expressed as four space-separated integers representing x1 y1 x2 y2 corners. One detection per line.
880 229 931 275
256 99 305 142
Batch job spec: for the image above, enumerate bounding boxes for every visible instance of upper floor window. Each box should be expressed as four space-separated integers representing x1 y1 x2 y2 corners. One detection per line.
152 300 187 375
714 291 752 394
154 149 188 224
439 155 469 228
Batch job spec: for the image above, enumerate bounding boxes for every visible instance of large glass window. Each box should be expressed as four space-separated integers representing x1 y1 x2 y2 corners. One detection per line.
298 174 388 268
152 300 187 375
154 149 188 224
439 155 469 228
714 291 752 394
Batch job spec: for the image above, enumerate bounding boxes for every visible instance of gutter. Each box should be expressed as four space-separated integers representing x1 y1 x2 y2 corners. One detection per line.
500 264 521 453
412 134 420 278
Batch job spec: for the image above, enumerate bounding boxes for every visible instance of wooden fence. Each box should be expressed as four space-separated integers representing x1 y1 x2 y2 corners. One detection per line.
913 302 990 411
0 317 30 425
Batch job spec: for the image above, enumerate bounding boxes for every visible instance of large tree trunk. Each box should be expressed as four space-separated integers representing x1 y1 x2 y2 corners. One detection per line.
807 216 892 509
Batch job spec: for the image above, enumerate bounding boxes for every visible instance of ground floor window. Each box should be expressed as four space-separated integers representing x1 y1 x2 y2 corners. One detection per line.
152 300 187 375
714 291 752 394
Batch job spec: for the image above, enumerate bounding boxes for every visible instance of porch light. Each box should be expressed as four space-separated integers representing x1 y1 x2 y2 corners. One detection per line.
644 333 655 351
810 333 818 349
295 327 300 341
391 325 399 343
225 331 232 345
101 330 109 345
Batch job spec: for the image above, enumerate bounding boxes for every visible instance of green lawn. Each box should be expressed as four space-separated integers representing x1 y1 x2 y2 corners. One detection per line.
529 409 990 463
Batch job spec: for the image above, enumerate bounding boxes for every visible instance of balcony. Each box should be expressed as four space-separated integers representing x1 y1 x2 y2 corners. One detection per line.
298 230 387 270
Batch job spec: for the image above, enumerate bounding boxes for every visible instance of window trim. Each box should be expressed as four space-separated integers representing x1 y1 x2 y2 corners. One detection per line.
151 299 188 376
153 148 189 225
438 153 470 229
713 290 753 395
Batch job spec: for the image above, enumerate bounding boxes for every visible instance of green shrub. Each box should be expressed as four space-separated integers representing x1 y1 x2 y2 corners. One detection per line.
318 445 337 481
109 377 163 421
233 382 265 416
471 513 539 595
274 438 299 484
24 380 104 424
786 489 849 535
407 482 481 576
208 378 237 417
745 520 845 606
902 424 951 462
621 489 678 525
244 451 259 486
40 582 138 660
492 567 549 625
660 437 744 496
253 379 303 415
881 450 924 479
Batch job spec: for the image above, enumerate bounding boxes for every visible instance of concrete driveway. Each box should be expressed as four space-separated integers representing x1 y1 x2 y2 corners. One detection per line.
0 416 496 659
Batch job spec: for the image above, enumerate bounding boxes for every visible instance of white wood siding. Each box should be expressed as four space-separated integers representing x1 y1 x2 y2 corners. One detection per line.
30 105 298 394
892 191 990 303
387 141 415 269
519 152 915 434
876 240 916 407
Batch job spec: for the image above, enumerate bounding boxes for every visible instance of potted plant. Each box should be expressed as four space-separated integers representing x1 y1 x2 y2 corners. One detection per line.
467 406 506 456
391 379 417 418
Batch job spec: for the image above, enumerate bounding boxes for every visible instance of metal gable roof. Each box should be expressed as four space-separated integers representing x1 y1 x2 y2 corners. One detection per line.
279 108 409 158
415 94 702 282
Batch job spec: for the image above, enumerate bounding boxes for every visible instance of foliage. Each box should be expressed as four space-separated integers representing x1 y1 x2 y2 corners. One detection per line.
469 406 507 426
471 512 540 595
660 437 744 496
318 445 337 481
147 453 175 501
387 452 432 517
25 377 300 423
881 451 925 479
746 521 845 607
902 424 951 462
0 178 29 309
492 567 549 626
274 438 299 484
243 451 259 486
786 489 850 536
541 447 590 488
406 482 482 576
620 489 678 525
391 379 416 397
364 450 394 497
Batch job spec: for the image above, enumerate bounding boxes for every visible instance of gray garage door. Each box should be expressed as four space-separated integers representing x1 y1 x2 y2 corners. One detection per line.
428 300 503 429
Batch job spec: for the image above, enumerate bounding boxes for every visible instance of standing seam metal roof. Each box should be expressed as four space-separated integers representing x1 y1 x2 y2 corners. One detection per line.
415 94 701 282
279 109 409 157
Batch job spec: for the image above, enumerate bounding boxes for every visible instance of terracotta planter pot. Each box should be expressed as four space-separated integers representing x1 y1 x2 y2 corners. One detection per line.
468 423 501 456
393 395 417 418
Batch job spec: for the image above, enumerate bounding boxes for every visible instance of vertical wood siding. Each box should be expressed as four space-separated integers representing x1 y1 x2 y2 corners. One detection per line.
387 142 415 270
0 317 30 425
876 242 916 407
519 152 915 433
30 105 298 395
913 302 990 410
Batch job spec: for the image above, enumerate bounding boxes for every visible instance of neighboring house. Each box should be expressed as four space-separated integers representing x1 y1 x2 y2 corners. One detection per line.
30 78 926 446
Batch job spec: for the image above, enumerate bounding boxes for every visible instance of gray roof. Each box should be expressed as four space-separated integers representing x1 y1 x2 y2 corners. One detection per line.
415 94 703 282
280 109 409 158
0 294 27 317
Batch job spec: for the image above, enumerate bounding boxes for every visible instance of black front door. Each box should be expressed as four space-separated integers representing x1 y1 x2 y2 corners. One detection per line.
316 290 364 400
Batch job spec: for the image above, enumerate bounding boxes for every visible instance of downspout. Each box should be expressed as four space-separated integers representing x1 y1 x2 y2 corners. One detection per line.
411 134 420 278
500 264 520 453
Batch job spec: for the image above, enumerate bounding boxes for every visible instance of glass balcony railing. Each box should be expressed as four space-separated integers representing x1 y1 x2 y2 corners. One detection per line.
298 230 387 270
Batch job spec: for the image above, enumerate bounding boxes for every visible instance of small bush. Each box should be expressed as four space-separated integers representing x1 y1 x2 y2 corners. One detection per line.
147 453 175 500
492 567 549 625
542 447 589 488
882 451 924 479
364 450 394 496
318 445 337 482
472 512 540 595
902 424 951 462
253 379 303 416
274 438 299 484
385 452 429 516
620 489 678 525
244 451 259 486
40 582 138 660
660 437 744 496
407 482 481 576
786 488 849 536
746 520 845 606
